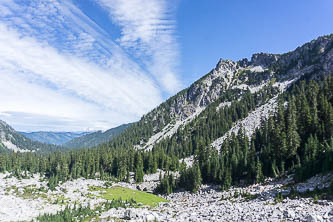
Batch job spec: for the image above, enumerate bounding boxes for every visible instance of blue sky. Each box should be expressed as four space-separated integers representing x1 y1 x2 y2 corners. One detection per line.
0 0 332 132
177 0 333 83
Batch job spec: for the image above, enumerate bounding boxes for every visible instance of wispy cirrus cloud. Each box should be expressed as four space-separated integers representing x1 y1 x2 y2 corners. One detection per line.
97 0 181 94
0 23 161 114
0 0 180 131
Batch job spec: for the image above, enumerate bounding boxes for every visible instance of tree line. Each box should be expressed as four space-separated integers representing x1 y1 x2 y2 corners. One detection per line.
0 146 179 190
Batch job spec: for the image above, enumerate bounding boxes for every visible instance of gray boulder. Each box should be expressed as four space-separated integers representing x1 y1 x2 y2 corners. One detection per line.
329 208 333 216
306 214 317 222
284 209 295 219
124 209 136 220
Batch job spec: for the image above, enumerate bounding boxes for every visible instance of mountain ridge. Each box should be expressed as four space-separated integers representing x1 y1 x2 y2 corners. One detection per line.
0 120 63 153
64 123 132 148
103 34 333 153
19 131 92 145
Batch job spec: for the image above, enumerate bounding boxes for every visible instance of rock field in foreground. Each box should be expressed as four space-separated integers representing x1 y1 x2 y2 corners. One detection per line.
0 171 332 222
101 175 333 222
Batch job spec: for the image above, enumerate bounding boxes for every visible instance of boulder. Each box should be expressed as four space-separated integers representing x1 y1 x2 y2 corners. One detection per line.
145 214 156 221
329 208 333 216
271 209 281 218
306 214 317 222
124 209 136 220
284 209 295 219
316 215 323 222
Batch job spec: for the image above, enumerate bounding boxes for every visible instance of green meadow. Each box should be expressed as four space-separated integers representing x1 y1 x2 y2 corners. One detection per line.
88 186 168 207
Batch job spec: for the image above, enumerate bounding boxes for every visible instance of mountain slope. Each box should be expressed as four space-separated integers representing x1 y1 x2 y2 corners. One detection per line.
64 123 132 148
104 34 333 154
19 131 91 145
0 120 62 153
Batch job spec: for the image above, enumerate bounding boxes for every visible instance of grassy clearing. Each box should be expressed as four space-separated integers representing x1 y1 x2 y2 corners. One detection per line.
5 184 49 200
89 186 168 207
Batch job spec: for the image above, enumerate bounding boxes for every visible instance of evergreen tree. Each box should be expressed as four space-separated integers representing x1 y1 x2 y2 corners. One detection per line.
255 157 263 183
134 153 144 183
286 96 300 158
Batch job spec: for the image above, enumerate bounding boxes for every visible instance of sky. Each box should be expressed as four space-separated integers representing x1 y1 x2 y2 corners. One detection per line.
0 0 332 132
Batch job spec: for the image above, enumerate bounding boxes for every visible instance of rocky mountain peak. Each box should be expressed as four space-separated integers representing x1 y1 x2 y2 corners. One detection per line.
213 59 238 78
0 120 16 135
0 119 8 127
238 58 250 67
215 58 235 69
309 34 333 50
268 34 333 79
250 53 280 68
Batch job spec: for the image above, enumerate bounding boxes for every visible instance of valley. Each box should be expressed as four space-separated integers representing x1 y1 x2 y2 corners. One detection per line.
0 34 333 221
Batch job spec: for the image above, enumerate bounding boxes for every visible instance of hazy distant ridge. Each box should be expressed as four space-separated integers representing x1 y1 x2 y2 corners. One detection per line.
64 123 132 148
19 131 92 145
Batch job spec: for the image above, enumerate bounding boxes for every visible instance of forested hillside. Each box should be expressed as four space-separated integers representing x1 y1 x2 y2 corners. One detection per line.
100 34 333 153
64 123 132 148
162 75 333 193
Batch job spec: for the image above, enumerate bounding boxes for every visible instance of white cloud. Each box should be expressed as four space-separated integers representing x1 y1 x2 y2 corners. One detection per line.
0 71 110 131
0 24 161 114
0 111 112 132
0 0 171 131
97 0 182 93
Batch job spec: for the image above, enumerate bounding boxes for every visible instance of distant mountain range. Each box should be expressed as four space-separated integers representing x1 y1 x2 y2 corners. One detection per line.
19 131 91 145
64 123 132 148
17 123 132 149
0 120 63 153
1 120 133 152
